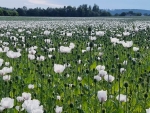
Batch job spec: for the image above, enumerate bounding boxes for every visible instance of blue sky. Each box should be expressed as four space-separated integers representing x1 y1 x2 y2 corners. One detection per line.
0 0 150 10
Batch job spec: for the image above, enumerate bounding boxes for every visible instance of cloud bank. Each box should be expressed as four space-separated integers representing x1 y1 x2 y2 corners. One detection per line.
28 0 64 7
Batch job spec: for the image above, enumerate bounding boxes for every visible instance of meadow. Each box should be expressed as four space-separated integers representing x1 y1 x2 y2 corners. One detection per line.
0 16 150 113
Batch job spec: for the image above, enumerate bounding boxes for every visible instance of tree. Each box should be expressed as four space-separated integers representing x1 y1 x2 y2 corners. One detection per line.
0 8 4 16
16 8 26 16
120 12 126 16
136 13 142 16
114 13 119 16
0 4 112 17
3 10 9 16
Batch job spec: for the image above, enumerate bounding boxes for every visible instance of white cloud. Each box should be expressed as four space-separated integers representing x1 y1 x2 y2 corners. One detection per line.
28 0 63 7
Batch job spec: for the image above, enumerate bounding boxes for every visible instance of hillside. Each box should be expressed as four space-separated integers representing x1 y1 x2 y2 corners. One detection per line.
106 9 150 15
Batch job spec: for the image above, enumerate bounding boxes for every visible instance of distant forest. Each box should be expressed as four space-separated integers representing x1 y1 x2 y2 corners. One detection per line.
0 4 148 17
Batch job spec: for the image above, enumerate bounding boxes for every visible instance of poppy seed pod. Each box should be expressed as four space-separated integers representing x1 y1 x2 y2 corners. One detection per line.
102 108 106 113
42 74 45 78
144 93 148 99
127 53 130 58
89 42 94 48
112 64 115 68
40 64 43 67
9 81 13 85
94 79 97 83
115 54 119 58
136 52 140 58
124 82 128 87
79 83 82 86
77 55 80 59
86 69 89 74
117 63 122 69
111 68 115 73
70 103 74 108
47 78 51 83
64 83 68 87
132 60 136 65
88 27 92 35
15 76 19 80
52 55 56 60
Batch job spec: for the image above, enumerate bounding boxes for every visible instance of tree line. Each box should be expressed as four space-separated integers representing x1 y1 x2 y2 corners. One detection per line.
0 4 111 17
0 4 147 17
0 7 18 16
115 11 142 16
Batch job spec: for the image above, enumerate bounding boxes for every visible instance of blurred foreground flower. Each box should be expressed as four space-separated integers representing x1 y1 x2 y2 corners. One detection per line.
146 108 150 113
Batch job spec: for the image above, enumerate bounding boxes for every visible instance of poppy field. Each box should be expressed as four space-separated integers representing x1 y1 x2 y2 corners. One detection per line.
0 17 150 113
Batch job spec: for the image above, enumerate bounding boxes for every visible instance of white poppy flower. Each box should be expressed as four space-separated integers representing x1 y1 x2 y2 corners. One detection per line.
96 65 105 71
146 108 150 113
28 84 34 89
99 70 107 77
104 75 115 82
54 64 65 73
22 92 31 100
55 106 63 113
116 94 127 102
0 97 14 109
3 75 11 81
133 47 139 51
59 46 71 53
97 90 107 102
17 96 24 102
57 96 61 100
94 75 101 82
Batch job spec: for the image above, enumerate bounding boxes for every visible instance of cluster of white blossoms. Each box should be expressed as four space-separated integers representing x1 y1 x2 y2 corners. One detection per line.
16 92 43 113
110 37 133 48
0 58 12 81
0 91 43 113
59 42 75 53
96 65 128 103
95 65 115 82
28 46 37 60
6 50 21 59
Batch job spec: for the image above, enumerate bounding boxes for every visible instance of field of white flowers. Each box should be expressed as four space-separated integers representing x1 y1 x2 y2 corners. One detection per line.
0 17 150 113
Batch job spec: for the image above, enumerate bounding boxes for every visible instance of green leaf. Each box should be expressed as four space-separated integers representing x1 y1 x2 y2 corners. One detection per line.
90 61 96 70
